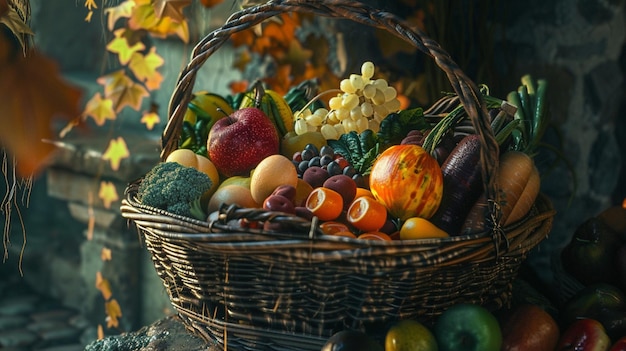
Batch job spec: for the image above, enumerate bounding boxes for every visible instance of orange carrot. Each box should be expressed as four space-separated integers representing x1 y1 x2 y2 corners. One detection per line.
460 151 540 234
505 161 540 225
499 151 540 225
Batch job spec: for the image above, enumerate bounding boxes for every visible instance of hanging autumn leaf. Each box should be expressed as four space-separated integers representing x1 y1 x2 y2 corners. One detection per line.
0 48 82 177
106 28 146 65
263 64 292 95
97 70 149 112
229 80 249 95
128 0 160 31
128 46 164 87
84 0 97 22
101 247 112 261
95 271 113 300
98 180 119 209
83 92 116 126
129 0 189 42
102 137 130 171
105 299 122 328
148 13 189 43
152 0 191 23
280 40 312 76
97 325 104 340
104 0 135 31
0 1 34 54
140 111 160 130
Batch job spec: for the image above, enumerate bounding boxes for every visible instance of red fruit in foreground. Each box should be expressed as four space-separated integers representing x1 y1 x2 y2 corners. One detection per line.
501 304 560 351
611 337 626 351
208 107 279 177
556 319 610 351
263 194 295 214
271 184 297 205
323 174 357 210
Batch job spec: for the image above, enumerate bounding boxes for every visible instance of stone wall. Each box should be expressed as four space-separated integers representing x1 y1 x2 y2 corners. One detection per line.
497 0 626 287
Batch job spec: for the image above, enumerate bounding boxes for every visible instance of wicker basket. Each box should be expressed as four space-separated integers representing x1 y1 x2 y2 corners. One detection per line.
121 1 556 349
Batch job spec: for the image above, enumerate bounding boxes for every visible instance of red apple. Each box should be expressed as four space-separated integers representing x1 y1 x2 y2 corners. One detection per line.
611 337 626 351
208 107 279 177
500 304 560 351
556 319 611 351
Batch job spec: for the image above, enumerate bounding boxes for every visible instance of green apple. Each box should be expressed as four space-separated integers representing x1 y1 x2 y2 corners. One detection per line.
434 304 502 351
386 319 438 351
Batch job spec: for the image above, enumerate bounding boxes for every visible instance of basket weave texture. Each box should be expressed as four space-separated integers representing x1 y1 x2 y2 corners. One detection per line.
121 1 556 350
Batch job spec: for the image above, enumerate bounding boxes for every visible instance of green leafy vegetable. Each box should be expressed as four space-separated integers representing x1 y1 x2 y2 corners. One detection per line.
327 130 380 175
377 107 429 149
138 161 213 220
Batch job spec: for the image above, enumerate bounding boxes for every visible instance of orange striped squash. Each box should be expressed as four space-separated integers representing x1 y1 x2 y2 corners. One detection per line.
369 144 443 221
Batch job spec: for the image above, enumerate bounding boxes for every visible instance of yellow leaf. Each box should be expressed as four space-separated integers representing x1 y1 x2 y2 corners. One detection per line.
83 92 116 126
102 137 130 171
97 70 130 97
104 0 136 31
101 247 112 261
144 70 164 91
98 181 119 209
85 11 94 22
95 272 113 300
84 0 98 10
128 2 160 31
97 70 149 112
128 47 164 83
152 0 191 23
97 325 104 340
106 29 145 65
140 111 160 130
105 299 122 328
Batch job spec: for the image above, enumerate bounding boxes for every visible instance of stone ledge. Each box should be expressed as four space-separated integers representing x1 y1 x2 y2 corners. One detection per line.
50 133 161 183
84 316 218 351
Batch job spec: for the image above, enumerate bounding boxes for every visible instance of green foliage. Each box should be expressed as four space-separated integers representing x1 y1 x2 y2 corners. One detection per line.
377 108 429 149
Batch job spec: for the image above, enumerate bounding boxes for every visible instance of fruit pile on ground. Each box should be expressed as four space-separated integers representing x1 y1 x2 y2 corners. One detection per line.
136 61 626 348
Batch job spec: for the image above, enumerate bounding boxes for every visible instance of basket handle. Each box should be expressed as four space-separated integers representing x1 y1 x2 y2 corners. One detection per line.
160 0 503 243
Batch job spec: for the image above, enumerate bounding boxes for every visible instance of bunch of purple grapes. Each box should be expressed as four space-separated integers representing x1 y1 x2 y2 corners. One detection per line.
292 144 366 188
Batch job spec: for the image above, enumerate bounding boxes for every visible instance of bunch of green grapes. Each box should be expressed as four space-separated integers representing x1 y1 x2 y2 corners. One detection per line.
294 62 402 140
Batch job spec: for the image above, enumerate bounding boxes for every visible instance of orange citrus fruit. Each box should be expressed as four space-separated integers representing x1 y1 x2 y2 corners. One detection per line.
305 187 344 221
358 231 392 241
346 196 388 232
320 221 351 235
330 231 357 239
400 217 449 240
354 188 374 200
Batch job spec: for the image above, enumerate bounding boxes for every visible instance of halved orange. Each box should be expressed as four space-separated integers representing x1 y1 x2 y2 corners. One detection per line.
320 221 351 235
354 187 374 200
346 196 387 232
400 217 449 240
358 231 392 241
330 230 357 239
305 187 344 221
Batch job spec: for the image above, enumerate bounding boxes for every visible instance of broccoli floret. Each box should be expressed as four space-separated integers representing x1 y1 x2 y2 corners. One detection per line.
138 161 213 219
